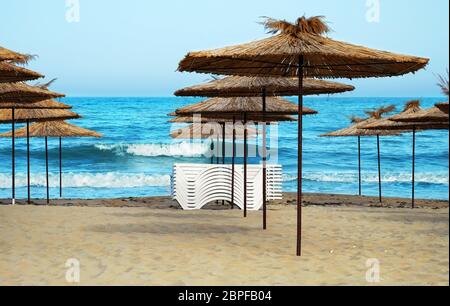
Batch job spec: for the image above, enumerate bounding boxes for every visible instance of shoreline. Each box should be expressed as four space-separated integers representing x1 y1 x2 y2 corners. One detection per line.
0 192 448 209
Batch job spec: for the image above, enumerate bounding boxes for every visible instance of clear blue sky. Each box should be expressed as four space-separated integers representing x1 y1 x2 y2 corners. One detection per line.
1 0 448 97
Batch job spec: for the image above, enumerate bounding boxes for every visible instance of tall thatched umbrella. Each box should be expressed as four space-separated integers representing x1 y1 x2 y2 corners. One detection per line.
362 102 449 208
0 121 99 204
0 62 43 83
178 15 428 256
174 97 316 218
321 108 401 201
0 108 79 204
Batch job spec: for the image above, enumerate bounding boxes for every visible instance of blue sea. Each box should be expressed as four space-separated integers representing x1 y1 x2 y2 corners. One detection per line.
0 97 448 200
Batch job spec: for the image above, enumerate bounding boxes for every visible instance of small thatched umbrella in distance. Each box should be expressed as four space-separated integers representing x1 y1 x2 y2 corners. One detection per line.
362 102 449 208
0 108 79 204
321 106 400 202
391 102 449 123
0 83 67 205
178 15 428 256
0 121 101 204
0 62 43 83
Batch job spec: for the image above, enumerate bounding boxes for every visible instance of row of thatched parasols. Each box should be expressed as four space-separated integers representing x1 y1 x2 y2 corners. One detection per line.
173 15 431 256
0 46 101 204
322 100 449 208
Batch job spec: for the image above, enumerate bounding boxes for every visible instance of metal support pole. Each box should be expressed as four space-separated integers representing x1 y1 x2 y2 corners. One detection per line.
231 116 236 209
262 88 267 230
27 120 31 204
12 107 15 205
297 55 304 257
358 136 362 196
412 127 416 209
59 137 62 198
377 135 382 203
222 122 225 206
244 113 248 218
45 136 49 204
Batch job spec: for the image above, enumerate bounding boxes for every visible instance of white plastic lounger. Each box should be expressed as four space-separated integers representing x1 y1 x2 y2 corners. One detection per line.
172 163 283 210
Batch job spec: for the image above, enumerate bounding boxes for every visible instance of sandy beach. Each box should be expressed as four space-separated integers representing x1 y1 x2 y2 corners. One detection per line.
0 194 448 286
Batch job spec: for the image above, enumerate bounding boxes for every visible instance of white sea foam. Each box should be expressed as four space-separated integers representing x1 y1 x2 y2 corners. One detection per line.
0 173 171 189
284 172 449 185
95 142 209 157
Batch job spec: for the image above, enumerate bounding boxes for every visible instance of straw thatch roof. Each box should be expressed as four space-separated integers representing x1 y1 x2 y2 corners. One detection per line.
321 106 400 137
362 120 448 131
0 108 80 124
175 76 354 97
170 124 257 140
174 96 318 116
178 16 429 78
0 82 65 103
359 101 445 131
169 113 297 123
0 62 43 83
389 103 448 123
435 102 449 113
0 99 71 110
0 121 102 138
0 46 34 64
321 117 402 137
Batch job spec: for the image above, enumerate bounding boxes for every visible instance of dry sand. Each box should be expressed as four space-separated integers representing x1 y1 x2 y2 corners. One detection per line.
0 194 448 286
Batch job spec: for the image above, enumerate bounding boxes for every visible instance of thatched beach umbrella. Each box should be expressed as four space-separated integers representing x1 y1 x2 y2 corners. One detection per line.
362 102 449 208
175 76 355 97
321 106 400 202
0 62 43 83
178 15 428 256
0 121 100 204
0 108 79 204
0 83 66 205
391 102 449 123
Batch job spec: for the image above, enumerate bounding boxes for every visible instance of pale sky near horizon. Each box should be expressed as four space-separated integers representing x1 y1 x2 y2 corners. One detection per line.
1 0 449 97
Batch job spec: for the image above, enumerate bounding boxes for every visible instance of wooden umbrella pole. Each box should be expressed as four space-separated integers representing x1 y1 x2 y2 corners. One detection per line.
12 107 15 205
216 134 219 164
412 127 416 209
59 137 62 198
262 87 267 230
231 116 236 209
244 112 248 218
222 122 225 205
297 55 304 257
45 136 49 204
210 141 214 164
377 135 382 203
358 136 362 196
27 120 31 204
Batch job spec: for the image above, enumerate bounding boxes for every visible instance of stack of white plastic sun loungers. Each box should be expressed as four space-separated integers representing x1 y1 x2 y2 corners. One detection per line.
171 163 283 210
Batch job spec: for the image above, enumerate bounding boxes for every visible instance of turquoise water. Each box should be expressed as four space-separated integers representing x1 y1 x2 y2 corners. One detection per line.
0 97 448 200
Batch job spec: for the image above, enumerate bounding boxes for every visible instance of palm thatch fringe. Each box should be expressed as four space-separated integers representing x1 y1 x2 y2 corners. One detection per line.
0 62 43 83
0 108 80 124
0 82 65 103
